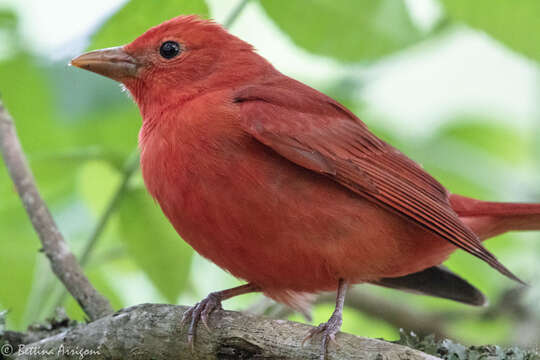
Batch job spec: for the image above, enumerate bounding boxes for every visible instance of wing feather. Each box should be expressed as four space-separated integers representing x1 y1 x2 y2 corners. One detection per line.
235 82 522 283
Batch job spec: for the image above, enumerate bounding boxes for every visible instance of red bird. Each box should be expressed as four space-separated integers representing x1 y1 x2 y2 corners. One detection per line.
72 15 540 358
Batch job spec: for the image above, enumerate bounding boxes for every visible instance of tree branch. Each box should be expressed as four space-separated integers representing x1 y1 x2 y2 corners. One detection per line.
8 304 440 360
0 101 113 321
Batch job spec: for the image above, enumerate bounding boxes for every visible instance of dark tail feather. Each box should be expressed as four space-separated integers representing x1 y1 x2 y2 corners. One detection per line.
372 266 486 306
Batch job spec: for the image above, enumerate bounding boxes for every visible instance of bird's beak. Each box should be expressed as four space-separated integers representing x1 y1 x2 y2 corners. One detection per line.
70 46 138 81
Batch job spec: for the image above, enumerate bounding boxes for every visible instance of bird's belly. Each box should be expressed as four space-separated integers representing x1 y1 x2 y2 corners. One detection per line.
145 140 456 294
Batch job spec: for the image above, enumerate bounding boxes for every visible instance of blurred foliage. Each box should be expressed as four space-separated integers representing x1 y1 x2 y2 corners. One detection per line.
261 0 424 62
0 9 16 31
91 0 209 48
0 0 539 354
119 188 193 302
440 0 540 63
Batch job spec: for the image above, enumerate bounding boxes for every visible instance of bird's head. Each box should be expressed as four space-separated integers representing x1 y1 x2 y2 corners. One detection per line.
71 15 259 107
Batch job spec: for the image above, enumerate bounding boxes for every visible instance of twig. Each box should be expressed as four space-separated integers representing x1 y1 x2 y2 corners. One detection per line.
0 101 113 321
266 288 449 339
49 152 139 312
223 0 251 28
79 152 139 267
9 304 440 360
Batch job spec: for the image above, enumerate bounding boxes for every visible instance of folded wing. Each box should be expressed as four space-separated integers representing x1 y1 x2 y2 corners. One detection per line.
235 81 522 284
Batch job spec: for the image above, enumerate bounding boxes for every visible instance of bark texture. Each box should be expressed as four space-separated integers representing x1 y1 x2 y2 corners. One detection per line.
9 304 440 360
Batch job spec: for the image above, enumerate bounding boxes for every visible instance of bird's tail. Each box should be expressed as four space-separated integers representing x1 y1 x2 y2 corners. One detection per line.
450 194 540 240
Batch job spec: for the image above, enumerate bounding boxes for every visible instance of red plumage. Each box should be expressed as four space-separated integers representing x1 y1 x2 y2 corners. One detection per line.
122 15 531 298
71 15 540 356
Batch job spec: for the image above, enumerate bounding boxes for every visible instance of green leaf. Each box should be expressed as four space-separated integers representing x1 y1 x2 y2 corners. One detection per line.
0 55 57 153
0 54 79 210
0 211 40 329
435 119 529 164
260 0 423 62
0 9 17 31
77 160 122 215
440 0 540 63
90 0 209 49
118 188 193 302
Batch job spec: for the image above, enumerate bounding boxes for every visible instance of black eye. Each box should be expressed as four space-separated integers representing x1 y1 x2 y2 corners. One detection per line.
159 41 181 59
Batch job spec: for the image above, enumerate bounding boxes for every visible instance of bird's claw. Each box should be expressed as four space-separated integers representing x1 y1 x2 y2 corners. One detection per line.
302 312 342 360
182 292 223 350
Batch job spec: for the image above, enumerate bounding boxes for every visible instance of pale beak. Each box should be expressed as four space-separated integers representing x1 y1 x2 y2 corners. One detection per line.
70 46 138 81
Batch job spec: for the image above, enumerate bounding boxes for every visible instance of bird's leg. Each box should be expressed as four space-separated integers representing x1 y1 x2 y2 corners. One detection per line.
303 278 348 360
182 283 260 348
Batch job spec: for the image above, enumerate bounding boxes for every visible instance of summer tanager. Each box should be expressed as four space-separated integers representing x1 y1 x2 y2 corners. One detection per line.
72 15 540 358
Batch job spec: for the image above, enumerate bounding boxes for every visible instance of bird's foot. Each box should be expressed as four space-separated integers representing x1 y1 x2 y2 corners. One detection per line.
181 291 223 349
303 311 342 360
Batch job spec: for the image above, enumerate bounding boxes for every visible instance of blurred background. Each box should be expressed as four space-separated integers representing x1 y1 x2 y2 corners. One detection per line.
1 0 540 348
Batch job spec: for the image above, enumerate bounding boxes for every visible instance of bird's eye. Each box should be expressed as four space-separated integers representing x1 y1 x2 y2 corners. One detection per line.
159 41 181 59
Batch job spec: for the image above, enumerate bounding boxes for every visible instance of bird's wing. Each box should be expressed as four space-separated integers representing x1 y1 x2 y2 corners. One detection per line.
235 82 522 283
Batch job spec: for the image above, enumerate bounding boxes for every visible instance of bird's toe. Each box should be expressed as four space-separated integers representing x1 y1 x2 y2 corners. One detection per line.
182 292 223 350
303 312 343 360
